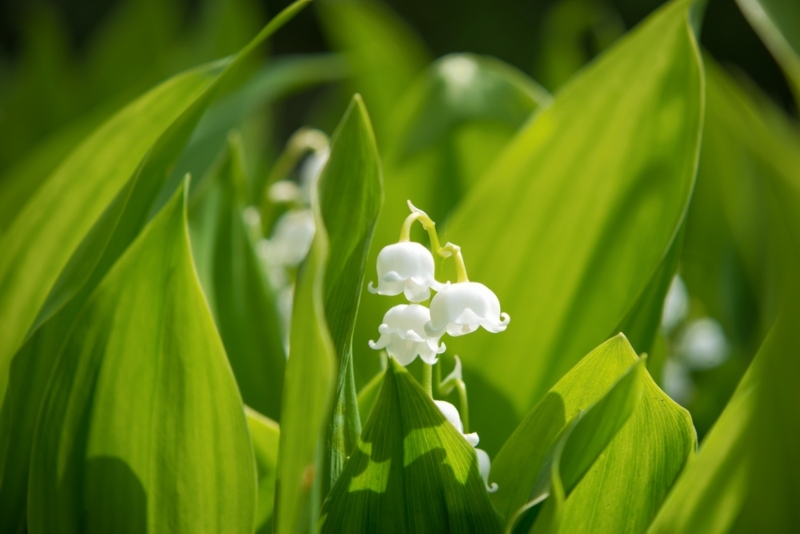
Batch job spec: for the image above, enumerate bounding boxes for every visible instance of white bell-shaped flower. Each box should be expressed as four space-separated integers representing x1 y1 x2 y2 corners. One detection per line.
425 282 509 337
434 400 479 447
369 304 445 366
264 209 315 267
434 400 497 493
368 241 446 302
475 448 498 493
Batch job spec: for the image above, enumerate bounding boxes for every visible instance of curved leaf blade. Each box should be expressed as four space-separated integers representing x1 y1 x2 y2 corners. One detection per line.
247 408 281 534
27 182 257 533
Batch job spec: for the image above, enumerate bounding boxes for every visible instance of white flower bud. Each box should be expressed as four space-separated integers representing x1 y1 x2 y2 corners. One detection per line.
434 400 479 447
425 282 509 338
264 209 315 267
435 400 498 492
368 242 446 302
369 304 445 366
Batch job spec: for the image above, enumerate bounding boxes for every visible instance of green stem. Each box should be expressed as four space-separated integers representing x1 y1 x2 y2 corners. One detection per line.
422 363 433 398
399 203 469 282
456 380 469 433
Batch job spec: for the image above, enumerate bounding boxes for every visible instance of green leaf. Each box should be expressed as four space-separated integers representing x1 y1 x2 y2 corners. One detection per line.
319 358 503 533
0 4 310 530
490 335 635 519
511 358 646 533
27 181 256 533
354 54 551 387
316 0 429 140
318 95 384 494
188 134 285 421
247 407 281 534
736 0 800 99
444 0 704 451
274 197 336 534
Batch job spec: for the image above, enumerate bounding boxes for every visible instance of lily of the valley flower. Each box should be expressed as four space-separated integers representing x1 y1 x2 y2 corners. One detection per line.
369 304 446 365
368 242 446 302
264 209 316 267
435 400 497 493
425 282 510 338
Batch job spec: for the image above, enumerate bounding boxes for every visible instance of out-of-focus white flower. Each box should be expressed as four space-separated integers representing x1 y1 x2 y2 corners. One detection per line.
662 275 689 332
434 400 479 447
268 180 304 204
264 210 315 267
300 148 329 200
662 358 694 405
680 317 730 370
369 304 445 366
368 242 446 302
434 400 497 493
425 282 509 338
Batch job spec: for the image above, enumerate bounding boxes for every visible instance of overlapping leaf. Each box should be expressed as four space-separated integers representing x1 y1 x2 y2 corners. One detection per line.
247 408 281 534
443 0 704 451
320 359 502 533
317 96 383 493
27 182 256 533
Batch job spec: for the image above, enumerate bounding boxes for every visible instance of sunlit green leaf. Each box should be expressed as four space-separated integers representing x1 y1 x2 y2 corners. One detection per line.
247 407 281 534
318 95 384 494
444 0 703 452
27 181 256 533
320 358 502 533
0 4 309 530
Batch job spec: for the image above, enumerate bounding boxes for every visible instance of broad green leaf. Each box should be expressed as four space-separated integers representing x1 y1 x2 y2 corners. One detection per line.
736 0 800 99
0 4 309 530
354 54 551 387
27 181 256 533
274 195 336 534
491 335 637 519
318 96 384 494
445 0 704 451
188 135 285 420
319 358 503 533
316 0 429 140
511 358 646 533
247 407 281 534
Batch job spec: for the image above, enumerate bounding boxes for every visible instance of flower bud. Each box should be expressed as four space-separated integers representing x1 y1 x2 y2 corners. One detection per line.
368 242 445 302
425 282 509 338
369 304 445 366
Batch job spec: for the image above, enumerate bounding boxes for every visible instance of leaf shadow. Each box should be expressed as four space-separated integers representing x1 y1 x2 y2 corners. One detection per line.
83 456 148 534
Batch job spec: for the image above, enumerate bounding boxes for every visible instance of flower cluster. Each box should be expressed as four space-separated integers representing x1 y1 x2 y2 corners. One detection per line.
368 201 509 366
369 200 508 493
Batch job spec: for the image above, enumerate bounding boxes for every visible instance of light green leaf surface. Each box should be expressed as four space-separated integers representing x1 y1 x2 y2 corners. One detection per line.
354 54 551 387
444 0 704 451
0 4 309 530
316 0 429 140
188 135 285 421
491 335 635 520
274 192 336 534
737 0 800 98
511 358 645 533
318 95 384 494
27 182 256 533
247 407 281 534
320 358 503 533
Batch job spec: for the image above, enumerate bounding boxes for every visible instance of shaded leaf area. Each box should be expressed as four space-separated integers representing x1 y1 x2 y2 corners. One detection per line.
246 408 281 534
443 0 703 453
679 56 800 435
354 53 551 387
320 359 502 533
27 183 256 534
492 333 694 534
317 96 384 494
513 358 645 533
274 199 335 533
188 135 285 421
316 0 430 141
736 0 800 98
0 3 309 530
